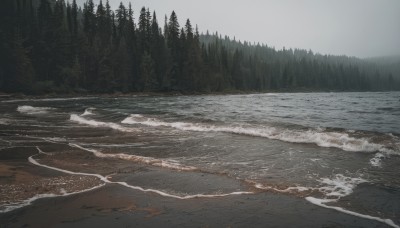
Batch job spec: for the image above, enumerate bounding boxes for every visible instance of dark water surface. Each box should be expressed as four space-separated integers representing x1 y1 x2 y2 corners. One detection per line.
0 92 399 227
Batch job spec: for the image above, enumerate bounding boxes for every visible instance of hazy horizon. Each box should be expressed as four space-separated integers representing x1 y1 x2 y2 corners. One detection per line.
75 0 400 59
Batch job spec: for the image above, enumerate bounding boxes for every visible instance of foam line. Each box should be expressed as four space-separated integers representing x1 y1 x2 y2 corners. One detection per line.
24 148 254 205
114 181 252 200
17 106 54 115
69 143 198 171
35 146 53 156
0 185 105 213
122 114 398 154
28 156 108 182
70 114 135 132
306 197 399 228
81 107 95 116
253 183 313 193
0 147 107 213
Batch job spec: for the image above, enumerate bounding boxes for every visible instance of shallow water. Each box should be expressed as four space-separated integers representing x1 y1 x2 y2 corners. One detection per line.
1 92 399 227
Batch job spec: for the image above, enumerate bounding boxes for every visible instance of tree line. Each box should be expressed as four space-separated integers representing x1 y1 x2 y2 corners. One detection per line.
0 0 399 94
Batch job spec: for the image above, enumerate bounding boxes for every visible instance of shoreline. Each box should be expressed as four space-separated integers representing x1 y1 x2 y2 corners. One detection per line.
0 184 393 228
0 145 398 227
1 90 399 102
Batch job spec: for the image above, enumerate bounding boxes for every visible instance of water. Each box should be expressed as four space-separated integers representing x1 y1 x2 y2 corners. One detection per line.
1 92 400 227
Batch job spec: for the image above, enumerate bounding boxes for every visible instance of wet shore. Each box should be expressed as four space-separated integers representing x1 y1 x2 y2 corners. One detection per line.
0 184 390 228
0 146 394 227
1 93 399 227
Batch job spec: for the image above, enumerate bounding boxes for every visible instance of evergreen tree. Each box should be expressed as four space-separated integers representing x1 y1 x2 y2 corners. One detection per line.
0 0 397 94
167 11 180 88
116 2 126 39
71 0 78 36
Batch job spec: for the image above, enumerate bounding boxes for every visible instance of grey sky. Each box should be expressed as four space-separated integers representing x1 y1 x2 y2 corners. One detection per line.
77 0 400 58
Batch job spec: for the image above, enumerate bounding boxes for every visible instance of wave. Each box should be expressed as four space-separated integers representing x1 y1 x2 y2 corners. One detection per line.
254 173 399 228
122 114 398 154
69 143 198 171
370 153 386 167
0 118 10 125
249 174 398 228
81 107 96 116
70 114 135 132
316 174 366 198
17 105 54 115
305 175 399 228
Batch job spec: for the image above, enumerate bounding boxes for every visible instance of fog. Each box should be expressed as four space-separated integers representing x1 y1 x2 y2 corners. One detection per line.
76 0 400 58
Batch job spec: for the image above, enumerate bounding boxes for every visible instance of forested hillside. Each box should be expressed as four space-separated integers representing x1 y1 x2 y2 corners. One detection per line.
1 0 399 94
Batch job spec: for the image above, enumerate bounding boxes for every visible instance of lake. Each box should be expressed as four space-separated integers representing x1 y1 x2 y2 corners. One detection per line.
1 92 399 227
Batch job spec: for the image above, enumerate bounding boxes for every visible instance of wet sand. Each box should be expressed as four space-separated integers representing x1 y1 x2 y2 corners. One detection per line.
0 184 390 228
1 95 399 228
0 146 393 227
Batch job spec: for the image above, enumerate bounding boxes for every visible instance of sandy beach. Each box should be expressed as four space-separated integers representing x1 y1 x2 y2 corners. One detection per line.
1 183 390 228
0 146 393 228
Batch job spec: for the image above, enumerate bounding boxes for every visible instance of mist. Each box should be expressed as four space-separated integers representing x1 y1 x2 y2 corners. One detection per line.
76 0 400 58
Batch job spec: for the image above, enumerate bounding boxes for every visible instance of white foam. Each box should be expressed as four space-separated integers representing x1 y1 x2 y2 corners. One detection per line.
19 148 252 207
70 114 135 132
35 146 53 156
370 153 385 167
304 174 399 228
253 182 313 193
112 181 252 200
306 197 399 228
0 148 107 213
0 118 10 125
0 185 104 213
1 193 57 213
122 114 396 154
29 154 108 181
317 174 366 198
250 173 398 227
17 106 54 115
70 143 198 171
81 107 96 116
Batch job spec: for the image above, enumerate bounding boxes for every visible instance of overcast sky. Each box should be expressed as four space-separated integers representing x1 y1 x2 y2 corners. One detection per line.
77 0 400 58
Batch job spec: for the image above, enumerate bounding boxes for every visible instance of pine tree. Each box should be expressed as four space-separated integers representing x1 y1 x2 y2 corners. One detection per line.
167 11 180 88
66 2 72 35
138 7 148 53
116 2 126 39
83 0 96 45
71 0 78 36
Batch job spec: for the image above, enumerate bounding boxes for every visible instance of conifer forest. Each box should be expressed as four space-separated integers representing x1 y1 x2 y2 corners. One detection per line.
1 0 399 94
